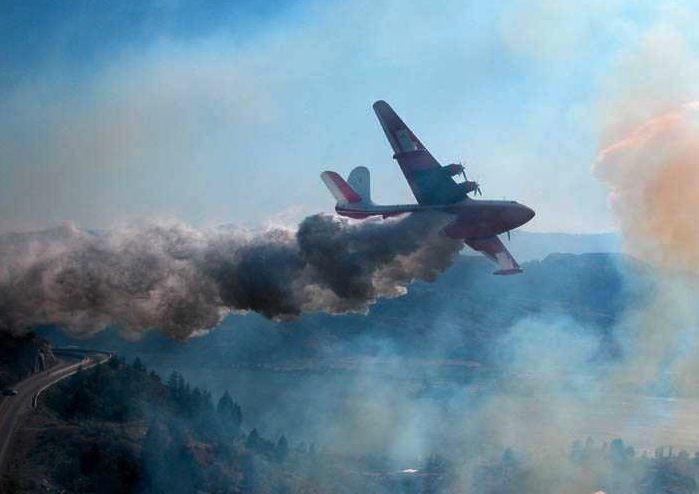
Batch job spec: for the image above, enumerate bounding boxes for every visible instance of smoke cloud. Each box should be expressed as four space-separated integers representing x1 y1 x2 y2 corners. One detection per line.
595 102 699 273
0 213 462 340
594 103 699 401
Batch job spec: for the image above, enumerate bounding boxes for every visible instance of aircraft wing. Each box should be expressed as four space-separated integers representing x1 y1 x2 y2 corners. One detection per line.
464 236 522 275
374 100 464 205
372 100 440 167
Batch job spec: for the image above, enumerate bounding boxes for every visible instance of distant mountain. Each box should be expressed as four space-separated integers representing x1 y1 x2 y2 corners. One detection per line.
486 231 623 262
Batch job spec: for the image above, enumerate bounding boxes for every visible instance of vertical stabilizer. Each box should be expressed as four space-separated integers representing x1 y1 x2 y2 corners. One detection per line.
347 166 372 204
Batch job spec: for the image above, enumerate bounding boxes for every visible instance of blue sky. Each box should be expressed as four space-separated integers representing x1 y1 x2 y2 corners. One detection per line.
1 0 698 233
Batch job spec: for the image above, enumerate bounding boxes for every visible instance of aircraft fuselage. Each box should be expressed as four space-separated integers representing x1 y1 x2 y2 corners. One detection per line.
335 199 535 240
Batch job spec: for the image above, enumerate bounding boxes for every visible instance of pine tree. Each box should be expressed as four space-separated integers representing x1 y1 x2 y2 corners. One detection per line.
167 371 179 390
217 391 243 435
132 357 145 372
276 435 289 462
246 429 260 451
232 403 242 430
217 391 234 416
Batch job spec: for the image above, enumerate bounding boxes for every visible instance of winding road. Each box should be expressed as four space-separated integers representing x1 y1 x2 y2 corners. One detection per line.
0 348 112 474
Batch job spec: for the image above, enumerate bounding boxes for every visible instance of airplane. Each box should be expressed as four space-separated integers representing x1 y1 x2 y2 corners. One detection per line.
321 100 535 275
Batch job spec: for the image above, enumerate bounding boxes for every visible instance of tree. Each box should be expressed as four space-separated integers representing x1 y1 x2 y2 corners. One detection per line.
132 357 145 372
610 438 628 464
232 403 242 429
167 371 180 390
217 391 234 416
217 391 242 435
642 463 698 494
276 435 289 462
246 429 260 451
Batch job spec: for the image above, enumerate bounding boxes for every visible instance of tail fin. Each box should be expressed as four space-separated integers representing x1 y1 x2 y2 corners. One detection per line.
321 167 373 205
347 166 372 204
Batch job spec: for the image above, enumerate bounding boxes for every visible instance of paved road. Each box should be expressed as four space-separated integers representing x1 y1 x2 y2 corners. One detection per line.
0 349 112 474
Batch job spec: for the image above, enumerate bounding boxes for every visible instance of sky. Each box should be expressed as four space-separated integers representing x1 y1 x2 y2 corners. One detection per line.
1 0 698 234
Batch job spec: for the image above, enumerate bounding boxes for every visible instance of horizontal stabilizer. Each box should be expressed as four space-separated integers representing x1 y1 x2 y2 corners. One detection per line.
321 171 362 204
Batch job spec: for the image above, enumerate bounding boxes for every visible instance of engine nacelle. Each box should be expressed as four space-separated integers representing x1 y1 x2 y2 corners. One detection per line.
462 180 480 194
444 163 465 177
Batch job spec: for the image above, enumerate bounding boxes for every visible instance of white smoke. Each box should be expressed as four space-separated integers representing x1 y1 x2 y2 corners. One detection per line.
0 213 462 340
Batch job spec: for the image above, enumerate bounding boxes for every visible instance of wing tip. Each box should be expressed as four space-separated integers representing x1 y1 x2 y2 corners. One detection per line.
372 100 394 117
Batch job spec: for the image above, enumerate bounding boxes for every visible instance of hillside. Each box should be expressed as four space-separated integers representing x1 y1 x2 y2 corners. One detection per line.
5 353 698 494
2 359 416 494
0 333 56 388
12 252 699 494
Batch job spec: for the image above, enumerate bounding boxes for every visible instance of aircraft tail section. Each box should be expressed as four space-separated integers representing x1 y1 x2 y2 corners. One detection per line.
321 167 421 219
321 167 373 205
321 171 362 204
322 167 380 219
347 166 372 204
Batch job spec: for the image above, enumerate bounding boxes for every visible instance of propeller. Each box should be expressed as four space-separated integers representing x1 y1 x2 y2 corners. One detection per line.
458 161 482 196
473 179 482 196
461 169 483 196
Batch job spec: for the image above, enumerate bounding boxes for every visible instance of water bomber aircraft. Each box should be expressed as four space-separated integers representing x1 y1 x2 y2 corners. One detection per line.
321 100 535 275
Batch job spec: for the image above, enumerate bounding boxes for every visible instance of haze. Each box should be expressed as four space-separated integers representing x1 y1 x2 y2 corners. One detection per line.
4 0 697 234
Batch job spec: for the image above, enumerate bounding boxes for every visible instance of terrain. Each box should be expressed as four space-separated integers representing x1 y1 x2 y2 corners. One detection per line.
0 334 56 389
17 250 699 492
2 358 423 494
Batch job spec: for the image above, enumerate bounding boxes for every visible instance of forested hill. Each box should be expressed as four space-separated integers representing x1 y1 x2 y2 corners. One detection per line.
4 358 387 494
0 333 56 388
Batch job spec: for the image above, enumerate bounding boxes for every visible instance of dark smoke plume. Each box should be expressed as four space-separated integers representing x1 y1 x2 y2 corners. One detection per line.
0 213 462 339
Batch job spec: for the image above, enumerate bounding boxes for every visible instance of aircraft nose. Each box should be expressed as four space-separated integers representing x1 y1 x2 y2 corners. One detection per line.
522 205 535 223
506 203 535 228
